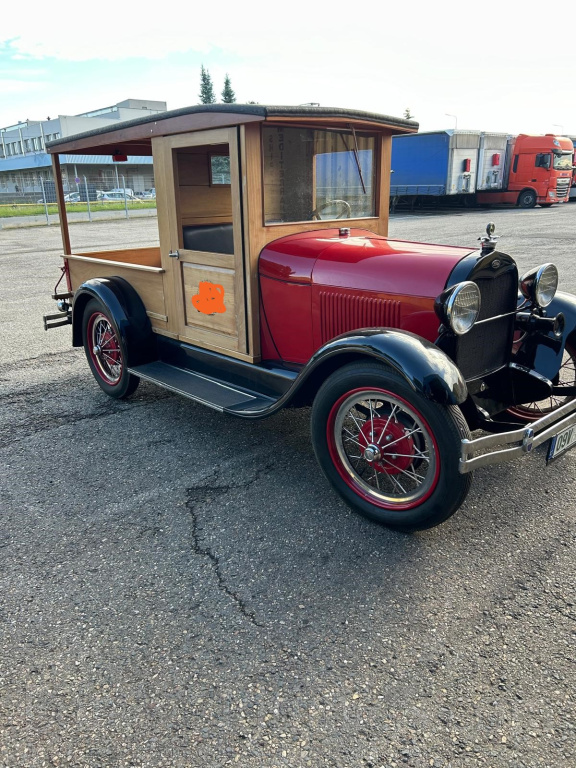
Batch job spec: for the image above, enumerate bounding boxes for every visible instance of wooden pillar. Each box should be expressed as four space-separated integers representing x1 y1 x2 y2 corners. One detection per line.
51 154 71 254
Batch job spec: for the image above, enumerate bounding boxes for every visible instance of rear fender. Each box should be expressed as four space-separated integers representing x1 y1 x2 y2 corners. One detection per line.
72 277 156 366
293 329 468 406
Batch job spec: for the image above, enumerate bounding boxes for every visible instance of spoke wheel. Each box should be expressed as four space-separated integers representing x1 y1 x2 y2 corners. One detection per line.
82 298 140 399
508 342 576 421
311 362 472 532
329 389 439 509
88 312 123 385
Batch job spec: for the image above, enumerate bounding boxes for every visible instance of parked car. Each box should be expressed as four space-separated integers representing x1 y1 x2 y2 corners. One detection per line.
43 104 576 533
97 190 141 202
137 188 156 199
64 192 81 203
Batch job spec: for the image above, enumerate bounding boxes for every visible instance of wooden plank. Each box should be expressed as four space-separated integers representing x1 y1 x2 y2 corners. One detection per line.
66 254 163 273
52 155 71 255
240 123 262 360
67 247 163 269
179 250 235 270
181 215 232 227
152 136 181 337
378 135 391 237
228 128 248 356
178 185 232 221
68 260 166 317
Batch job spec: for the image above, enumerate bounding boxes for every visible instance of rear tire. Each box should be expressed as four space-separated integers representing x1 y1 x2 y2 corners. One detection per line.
82 298 140 399
311 362 472 532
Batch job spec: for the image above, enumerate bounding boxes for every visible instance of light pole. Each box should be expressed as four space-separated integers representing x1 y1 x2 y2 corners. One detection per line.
445 113 458 130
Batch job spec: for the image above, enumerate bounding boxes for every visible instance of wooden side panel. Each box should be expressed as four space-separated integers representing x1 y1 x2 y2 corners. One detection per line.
182 263 237 336
68 259 168 332
73 247 162 268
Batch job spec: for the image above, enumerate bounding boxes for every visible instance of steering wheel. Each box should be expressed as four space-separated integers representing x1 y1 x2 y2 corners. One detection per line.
311 199 352 220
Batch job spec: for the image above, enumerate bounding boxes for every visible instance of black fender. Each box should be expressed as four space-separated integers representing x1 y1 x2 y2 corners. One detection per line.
285 328 468 408
519 291 576 381
72 277 156 366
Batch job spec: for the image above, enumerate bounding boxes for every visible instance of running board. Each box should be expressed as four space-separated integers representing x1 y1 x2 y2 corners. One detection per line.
128 361 278 414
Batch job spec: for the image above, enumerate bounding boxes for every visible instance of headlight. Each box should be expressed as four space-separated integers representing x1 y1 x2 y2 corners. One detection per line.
435 281 481 335
519 263 558 307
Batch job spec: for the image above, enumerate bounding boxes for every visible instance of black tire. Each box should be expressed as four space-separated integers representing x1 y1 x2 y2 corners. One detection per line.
82 298 140 399
310 362 472 532
518 189 537 208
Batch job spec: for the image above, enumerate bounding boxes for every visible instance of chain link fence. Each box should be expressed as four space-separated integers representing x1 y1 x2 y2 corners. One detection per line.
0 167 157 225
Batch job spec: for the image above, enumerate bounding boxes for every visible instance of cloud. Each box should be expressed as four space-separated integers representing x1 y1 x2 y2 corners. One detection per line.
0 78 43 94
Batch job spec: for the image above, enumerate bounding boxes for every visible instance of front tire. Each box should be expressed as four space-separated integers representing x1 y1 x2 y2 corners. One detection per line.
311 362 472 532
82 298 140 399
518 189 537 208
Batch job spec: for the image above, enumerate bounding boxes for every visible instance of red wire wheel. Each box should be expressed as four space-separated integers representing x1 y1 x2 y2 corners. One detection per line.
311 362 471 531
327 388 440 510
87 310 123 386
82 299 140 399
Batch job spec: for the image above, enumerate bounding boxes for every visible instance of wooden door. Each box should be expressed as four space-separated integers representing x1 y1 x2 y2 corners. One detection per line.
153 128 249 358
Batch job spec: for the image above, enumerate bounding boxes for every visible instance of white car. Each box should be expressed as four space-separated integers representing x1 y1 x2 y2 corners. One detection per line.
98 190 141 202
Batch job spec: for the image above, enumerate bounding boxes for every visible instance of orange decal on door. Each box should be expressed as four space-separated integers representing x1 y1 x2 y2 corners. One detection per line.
191 282 227 315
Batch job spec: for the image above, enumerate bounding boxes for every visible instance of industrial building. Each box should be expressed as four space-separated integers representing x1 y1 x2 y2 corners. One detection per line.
0 99 166 200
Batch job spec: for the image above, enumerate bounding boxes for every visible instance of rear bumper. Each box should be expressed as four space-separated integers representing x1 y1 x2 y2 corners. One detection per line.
459 397 576 473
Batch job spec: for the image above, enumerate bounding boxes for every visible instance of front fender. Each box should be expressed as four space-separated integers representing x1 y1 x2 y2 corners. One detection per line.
522 291 576 380
292 328 468 406
72 277 155 366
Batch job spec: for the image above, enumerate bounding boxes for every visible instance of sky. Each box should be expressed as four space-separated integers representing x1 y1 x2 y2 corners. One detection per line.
1 1 574 137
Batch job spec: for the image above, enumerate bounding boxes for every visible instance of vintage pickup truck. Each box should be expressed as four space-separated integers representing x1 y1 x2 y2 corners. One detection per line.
43 104 576 532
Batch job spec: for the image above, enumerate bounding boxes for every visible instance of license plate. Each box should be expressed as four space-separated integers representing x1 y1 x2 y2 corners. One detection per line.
547 423 576 462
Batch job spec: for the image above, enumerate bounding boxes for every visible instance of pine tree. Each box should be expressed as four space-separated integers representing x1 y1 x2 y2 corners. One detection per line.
221 74 236 104
199 65 216 104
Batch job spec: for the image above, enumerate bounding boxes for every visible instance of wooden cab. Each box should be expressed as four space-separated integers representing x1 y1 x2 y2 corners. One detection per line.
47 105 416 362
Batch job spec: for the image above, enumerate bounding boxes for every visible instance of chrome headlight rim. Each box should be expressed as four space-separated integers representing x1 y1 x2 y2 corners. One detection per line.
444 281 481 336
519 263 558 308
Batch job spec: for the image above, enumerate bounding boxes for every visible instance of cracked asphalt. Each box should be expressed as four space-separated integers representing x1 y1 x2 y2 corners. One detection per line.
1 208 575 768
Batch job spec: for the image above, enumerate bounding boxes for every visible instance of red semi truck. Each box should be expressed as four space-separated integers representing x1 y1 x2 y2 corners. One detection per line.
391 131 574 208
475 133 573 208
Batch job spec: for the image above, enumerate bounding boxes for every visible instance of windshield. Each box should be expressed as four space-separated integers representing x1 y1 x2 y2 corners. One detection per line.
262 126 377 224
553 152 573 171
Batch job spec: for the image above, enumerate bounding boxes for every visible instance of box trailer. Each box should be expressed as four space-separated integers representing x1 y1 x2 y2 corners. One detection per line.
390 130 481 201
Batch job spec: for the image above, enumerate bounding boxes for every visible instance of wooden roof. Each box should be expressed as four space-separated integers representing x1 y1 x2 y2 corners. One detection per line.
46 104 418 157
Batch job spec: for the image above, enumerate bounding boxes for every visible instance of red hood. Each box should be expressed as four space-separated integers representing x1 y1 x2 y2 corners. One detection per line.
259 228 475 297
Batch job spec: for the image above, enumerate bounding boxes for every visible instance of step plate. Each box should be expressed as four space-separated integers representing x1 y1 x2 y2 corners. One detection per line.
129 361 272 412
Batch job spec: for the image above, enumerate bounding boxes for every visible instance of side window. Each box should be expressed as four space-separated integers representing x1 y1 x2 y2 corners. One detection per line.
512 154 518 173
210 155 231 186
535 153 551 169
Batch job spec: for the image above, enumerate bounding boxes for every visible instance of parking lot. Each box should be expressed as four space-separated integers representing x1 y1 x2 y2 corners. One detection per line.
1 206 575 767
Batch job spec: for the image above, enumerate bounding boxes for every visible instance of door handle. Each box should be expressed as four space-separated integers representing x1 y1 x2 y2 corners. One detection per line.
169 250 180 259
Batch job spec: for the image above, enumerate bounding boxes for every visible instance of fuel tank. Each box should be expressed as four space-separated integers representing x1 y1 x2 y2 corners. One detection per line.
259 228 474 363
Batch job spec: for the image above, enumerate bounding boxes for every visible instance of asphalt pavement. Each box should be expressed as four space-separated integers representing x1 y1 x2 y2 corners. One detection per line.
1 207 575 767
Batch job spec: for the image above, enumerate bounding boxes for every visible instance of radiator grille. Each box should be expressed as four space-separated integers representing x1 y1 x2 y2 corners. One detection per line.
556 178 570 197
320 291 401 344
453 268 518 379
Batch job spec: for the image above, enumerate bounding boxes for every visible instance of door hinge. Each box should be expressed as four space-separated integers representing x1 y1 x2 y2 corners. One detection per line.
169 250 180 259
